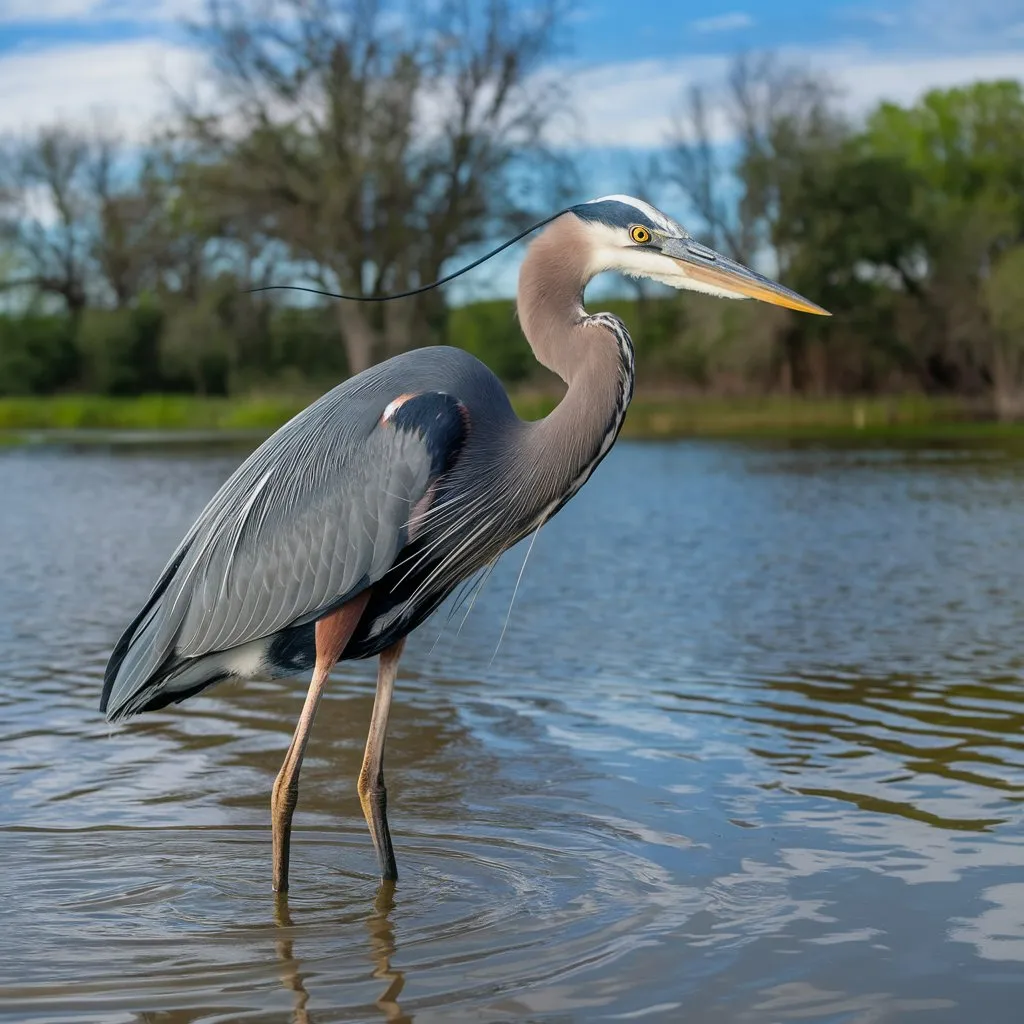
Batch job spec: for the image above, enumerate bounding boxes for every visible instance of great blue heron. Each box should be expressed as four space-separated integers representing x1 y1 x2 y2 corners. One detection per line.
100 195 827 892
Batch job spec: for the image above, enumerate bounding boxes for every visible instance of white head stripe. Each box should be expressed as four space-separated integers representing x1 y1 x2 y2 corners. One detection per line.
585 194 678 235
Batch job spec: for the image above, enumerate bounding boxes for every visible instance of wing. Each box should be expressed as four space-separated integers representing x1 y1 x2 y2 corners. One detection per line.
101 384 467 719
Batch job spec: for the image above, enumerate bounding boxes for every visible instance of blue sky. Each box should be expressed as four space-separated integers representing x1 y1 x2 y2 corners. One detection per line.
568 0 1024 61
1 0 1022 145
2 1 1023 60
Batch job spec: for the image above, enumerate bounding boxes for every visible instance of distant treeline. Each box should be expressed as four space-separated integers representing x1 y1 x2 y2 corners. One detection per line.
0 2 1022 415
0 298 532 397
0 291 807 399
0 294 698 395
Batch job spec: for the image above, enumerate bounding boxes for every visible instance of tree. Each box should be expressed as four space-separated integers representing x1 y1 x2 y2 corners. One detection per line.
774 144 932 391
160 289 234 395
983 245 1024 419
180 0 571 375
91 140 177 309
0 126 181 316
865 81 1024 402
665 82 746 259
867 80 1024 219
0 126 94 319
665 52 843 266
663 52 849 390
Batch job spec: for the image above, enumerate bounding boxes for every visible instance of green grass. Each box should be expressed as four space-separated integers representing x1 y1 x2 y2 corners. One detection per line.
513 392 1012 440
1 391 1019 442
0 394 310 432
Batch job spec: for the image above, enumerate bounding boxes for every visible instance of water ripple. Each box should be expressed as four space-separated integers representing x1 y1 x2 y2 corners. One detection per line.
2 440 1024 1021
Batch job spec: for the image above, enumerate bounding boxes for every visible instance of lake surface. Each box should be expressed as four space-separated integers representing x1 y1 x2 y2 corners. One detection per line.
2 437 1023 1023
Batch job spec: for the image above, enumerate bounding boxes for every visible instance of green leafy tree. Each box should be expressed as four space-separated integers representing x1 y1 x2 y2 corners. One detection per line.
983 245 1024 419
0 313 77 395
865 81 1024 399
160 296 233 396
76 301 164 395
776 145 931 390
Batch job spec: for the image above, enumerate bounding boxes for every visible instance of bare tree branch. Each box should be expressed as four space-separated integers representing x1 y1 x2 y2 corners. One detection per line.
177 0 571 372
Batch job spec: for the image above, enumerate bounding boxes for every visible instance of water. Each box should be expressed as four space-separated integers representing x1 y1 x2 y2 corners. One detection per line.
2 438 1023 1023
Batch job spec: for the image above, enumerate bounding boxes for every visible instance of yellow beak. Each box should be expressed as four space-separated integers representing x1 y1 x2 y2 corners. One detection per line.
661 238 831 316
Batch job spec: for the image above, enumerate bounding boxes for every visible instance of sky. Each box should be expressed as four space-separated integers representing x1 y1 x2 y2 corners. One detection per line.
0 0 1022 297
1 0 1022 144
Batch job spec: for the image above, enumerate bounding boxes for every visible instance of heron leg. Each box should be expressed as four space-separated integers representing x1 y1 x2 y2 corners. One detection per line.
271 592 370 893
358 638 406 884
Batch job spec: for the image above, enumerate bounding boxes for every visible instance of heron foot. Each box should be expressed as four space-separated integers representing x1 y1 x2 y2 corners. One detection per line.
359 774 399 883
358 639 404 886
271 773 300 892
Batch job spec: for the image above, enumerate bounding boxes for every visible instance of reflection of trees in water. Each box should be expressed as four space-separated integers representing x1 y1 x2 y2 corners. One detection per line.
665 669 1024 831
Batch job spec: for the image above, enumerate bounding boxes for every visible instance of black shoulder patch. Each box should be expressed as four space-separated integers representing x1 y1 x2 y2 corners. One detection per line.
388 392 468 478
571 200 658 232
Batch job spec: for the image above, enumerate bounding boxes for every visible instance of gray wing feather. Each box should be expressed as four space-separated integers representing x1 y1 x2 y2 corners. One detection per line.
180 426 427 656
105 387 440 714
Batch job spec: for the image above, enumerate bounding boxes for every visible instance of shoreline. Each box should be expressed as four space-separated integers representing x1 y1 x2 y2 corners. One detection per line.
2 393 1022 445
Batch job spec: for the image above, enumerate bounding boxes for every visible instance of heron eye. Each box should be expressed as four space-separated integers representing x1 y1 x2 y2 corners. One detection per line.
630 225 651 244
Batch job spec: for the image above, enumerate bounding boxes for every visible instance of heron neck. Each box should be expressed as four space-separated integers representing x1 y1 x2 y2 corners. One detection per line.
514 217 634 505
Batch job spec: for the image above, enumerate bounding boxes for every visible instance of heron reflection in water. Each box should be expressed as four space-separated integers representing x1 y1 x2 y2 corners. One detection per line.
100 195 829 891
274 892 408 1024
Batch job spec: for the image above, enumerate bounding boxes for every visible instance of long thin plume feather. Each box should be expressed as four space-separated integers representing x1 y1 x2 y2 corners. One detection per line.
426 556 500 657
246 209 570 303
490 521 545 667
457 557 501 638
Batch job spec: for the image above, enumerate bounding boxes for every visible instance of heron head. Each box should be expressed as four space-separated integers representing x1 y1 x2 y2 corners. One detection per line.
569 195 829 316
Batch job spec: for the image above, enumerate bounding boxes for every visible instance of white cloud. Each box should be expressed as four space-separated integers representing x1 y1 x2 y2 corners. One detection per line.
0 0 104 19
0 39 203 138
837 2 1024 46
1 33 1021 151
0 0 204 22
903 0 1024 44
949 883 1024 963
690 12 754 34
559 55 731 148
832 47 1024 108
837 8 902 28
561 47 1024 148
